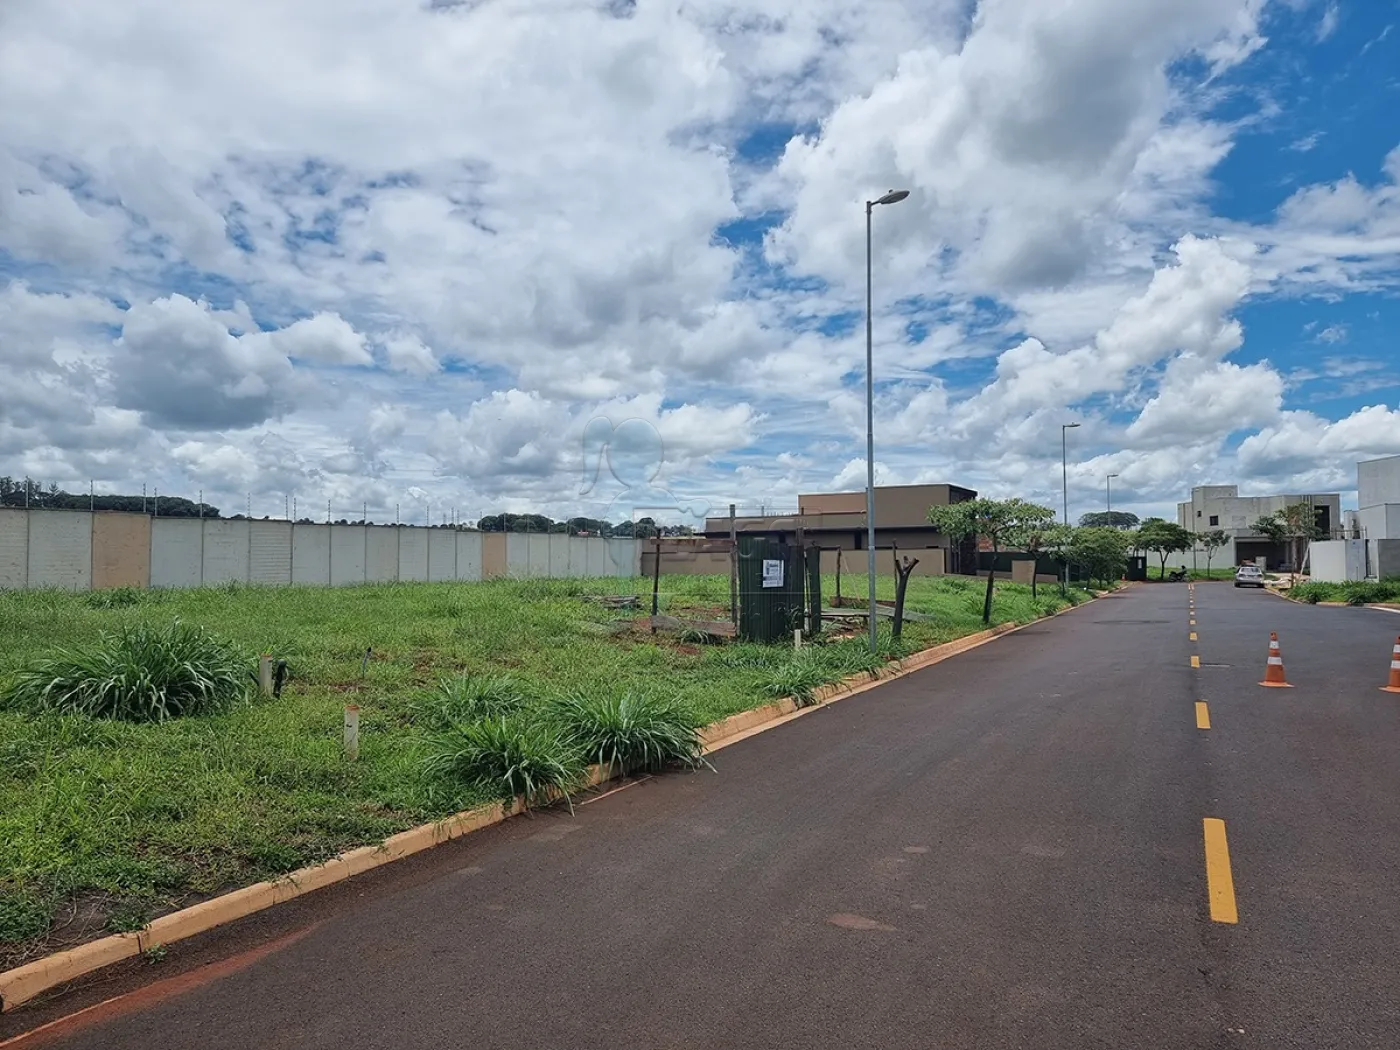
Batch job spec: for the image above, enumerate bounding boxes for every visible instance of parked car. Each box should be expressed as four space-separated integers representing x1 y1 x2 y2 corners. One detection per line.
1235 565 1265 588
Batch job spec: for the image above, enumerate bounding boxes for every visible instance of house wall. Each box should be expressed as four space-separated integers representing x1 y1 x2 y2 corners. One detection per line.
1179 486 1342 538
1358 456 1400 509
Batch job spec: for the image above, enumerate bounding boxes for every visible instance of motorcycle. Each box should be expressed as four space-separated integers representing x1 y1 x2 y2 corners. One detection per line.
1167 568 1189 582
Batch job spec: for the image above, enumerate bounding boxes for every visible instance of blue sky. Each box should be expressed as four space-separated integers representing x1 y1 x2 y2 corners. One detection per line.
2 0 1399 526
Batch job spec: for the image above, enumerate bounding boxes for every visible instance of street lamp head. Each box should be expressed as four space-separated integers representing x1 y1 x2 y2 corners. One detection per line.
1108 472 1120 480
1063 422 1081 429
873 189 910 206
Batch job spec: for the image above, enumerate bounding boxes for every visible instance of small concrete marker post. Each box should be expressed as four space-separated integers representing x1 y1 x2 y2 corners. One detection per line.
1259 631 1293 688
344 704 361 761
1382 637 1400 694
258 654 275 697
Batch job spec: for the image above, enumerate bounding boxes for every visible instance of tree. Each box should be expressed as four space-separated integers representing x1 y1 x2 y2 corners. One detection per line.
1256 503 1325 577
1006 521 1072 598
1078 511 1140 530
1038 523 1077 595
1068 527 1132 587
1136 517 1194 579
1199 528 1231 578
928 498 1055 624
1249 514 1287 546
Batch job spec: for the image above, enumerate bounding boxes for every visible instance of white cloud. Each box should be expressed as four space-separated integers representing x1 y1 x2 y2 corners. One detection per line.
383 334 439 376
1317 3 1340 42
1 0 1397 525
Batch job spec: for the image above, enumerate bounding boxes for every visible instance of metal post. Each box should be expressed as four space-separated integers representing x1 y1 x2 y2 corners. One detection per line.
865 200 877 651
1061 426 1070 592
728 502 738 628
89 480 94 512
1106 475 1113 518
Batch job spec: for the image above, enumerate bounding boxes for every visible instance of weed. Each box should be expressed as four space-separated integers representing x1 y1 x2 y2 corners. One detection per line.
84 587 155 610
678 627 723 645
551 691 707 774
424 716 585 810
1 620 252 722
0 889 52 943
143 943 168 964
106 900 150 933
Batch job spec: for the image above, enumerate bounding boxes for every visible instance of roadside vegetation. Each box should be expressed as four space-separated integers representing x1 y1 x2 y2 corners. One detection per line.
0 572 1093 967
1289 579 1400 605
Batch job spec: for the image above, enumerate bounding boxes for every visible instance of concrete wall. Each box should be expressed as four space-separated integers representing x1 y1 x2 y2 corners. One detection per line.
1359 456 1400 510
250 521 292 585
91 512 151 589
818 547 946 578
1373 539 1400 580
1308 540 1367 583
0 509 648 592
0 509 29 588
150 518 203 588
397 528 429 582
291 524 332 585
202 520 251 584
1163 538 1240 571
29 510 92 590
330 526 367 586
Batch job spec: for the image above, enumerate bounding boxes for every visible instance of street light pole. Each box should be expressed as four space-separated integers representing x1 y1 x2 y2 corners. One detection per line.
1061 422 1080 590
1106 473 1119 519
865 189 910 651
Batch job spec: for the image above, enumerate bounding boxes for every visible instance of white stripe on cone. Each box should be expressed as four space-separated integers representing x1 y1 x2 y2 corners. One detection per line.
1268 657 1284 665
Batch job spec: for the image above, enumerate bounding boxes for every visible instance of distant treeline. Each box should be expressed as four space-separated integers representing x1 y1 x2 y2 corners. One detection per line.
0 477 696 535
0 476 216 518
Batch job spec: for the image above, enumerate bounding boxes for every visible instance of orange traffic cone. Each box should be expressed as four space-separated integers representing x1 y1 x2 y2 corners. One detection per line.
1382 637 1400 694
1259 632 1292 688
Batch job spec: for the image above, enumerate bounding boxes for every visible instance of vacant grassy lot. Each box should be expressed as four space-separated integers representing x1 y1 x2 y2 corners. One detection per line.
0 573 1090 967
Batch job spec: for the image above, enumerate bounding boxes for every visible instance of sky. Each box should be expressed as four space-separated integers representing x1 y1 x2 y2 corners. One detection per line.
2 0 1399 528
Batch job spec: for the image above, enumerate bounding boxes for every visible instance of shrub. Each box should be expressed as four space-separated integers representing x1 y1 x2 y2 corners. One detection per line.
413 674 530 729
1 620 252 722
551 690 707 774
424 716 585 810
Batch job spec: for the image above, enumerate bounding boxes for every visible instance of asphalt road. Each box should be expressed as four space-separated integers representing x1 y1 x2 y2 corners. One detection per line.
5 583 1399 1049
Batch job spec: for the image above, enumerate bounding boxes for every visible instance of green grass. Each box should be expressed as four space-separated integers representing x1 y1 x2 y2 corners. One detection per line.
1289 579 1400 605
0 573 1090 966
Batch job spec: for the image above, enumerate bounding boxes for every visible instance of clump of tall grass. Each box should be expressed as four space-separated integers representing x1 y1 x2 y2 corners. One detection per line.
423 716 585 810
412 674 531 729
760 654 838 706
551 690 707 775
1 620 251 722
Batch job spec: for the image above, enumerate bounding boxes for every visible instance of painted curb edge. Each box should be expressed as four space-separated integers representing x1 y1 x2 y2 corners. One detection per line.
0 589 1108 1013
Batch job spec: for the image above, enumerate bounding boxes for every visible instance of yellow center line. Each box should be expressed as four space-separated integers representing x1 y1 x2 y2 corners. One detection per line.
1203 818 1238 923
1190 631 1198 641
1195 701 1211 729
1191 655 1201 668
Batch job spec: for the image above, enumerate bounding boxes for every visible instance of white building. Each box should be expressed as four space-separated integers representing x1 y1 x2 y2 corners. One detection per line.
1175 485 1341 571
1304 456 1400 581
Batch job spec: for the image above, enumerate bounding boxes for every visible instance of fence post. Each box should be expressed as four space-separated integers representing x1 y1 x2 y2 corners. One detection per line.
343 704 360 761
258 655 274 696
729 503 738 627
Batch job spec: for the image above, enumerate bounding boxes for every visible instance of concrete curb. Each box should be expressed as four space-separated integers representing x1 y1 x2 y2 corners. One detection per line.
0 594 1102 1013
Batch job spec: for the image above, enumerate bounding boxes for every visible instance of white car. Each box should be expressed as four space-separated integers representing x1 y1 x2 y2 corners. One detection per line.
1234 565 1265 588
